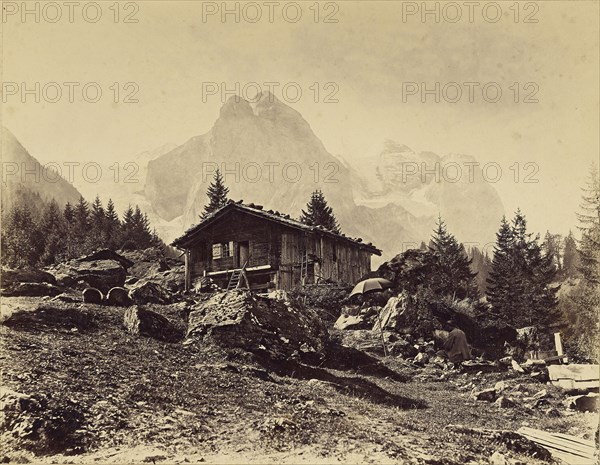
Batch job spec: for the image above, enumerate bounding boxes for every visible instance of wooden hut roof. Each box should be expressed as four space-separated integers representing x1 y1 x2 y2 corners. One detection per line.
171 201 381 255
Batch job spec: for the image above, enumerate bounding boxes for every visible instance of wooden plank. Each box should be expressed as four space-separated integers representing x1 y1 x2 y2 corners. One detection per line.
555 332 564 357
550 450 598 465
553 379 600 390
548 364 600 382
518 433 593 458
517 427 598 465
551 432 597 450
518 428 596 456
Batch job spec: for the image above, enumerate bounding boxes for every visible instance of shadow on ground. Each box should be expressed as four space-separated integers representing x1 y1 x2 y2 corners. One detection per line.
255 344 427 410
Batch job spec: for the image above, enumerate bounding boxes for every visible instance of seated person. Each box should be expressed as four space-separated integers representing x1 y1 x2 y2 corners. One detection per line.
443 320 471 366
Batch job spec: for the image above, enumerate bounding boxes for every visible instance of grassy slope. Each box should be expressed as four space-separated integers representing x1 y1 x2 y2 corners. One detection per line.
0 297 596 464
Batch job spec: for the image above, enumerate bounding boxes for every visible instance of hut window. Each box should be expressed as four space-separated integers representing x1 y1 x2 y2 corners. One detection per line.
213 242 233 260
222 241 233 257
332 243 337 262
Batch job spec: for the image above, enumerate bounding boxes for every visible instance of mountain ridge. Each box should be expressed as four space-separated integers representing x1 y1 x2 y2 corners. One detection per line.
1 127 82 209
142 95 505 261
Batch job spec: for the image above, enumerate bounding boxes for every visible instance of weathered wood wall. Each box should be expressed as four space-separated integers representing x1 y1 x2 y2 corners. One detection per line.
187 210 273 282
182 210 373 291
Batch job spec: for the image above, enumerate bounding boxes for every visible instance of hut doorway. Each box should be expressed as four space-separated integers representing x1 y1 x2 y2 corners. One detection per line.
237 241 249 267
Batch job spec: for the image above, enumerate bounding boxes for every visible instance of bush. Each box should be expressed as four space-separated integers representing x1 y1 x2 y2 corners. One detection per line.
288 284 352 323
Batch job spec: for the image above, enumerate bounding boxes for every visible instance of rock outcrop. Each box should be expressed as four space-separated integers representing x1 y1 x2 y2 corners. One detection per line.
128 280 171 305
372 291 420 333
48 256 128 294
186 290 328 360
1 282 61 297
123 306 181 342
1 268 60 297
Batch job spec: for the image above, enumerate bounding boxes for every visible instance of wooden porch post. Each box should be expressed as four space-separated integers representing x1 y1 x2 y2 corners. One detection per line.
184 249 191 291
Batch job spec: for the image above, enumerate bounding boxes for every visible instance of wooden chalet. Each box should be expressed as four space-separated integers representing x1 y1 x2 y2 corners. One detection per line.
171 202 381 292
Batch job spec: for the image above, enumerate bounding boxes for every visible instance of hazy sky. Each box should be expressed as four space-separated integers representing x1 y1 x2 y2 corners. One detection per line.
3 1 599 237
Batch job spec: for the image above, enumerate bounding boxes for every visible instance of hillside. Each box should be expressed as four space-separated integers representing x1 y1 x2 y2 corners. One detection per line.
1 295 596 464
1 128 82 209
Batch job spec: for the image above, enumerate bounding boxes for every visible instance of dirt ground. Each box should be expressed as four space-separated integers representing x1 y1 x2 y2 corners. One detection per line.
0 297 597 464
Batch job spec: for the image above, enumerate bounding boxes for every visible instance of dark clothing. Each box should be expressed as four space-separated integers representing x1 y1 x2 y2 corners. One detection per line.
443 328 471 364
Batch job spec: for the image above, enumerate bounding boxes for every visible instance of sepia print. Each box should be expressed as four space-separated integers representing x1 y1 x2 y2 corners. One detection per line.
1 1 599 463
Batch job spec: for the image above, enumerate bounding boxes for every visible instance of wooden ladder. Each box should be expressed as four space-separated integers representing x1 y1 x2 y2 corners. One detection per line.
227 258 250 290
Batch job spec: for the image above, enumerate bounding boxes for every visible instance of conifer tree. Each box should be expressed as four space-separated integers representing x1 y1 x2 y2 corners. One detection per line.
201 169 229 219
64 202 74 223
89 195 106 249
542 231 563 272
577 164 600 284
562 231 580 278
486 210 559 329
1 203 41 267
469 246 492 295
72 196 91 256
39 199 66 264
486 216 516 321
104 198 121 249
120 205 136 249
567 164 600 361
299 190 341 233
428 216 478 300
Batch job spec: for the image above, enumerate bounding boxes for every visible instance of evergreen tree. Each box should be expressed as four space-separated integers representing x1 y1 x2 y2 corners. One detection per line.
562 231 580 278
566 164 600 361
64 202 74 223
72 196 91 256
428 216 478 300
104 198 121 249
577 164 600 284
469 246 492 295
63 202 76 258
89 195 107 249
542 231 563 272
133 206 154 248
120 205 136 249
201 169 229 219
1 203 42 267
299 190 341 233
487 216 516 322
487 210 559 329
39 199 66 265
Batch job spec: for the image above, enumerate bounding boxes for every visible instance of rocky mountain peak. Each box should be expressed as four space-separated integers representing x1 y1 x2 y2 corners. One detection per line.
219 96 254 119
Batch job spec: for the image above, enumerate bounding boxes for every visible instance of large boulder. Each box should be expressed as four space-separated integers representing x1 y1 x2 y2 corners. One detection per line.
48 258 127 294
186 290 328 360
2 282 61 297
334 305 380 330
334 314 367 331
123 306 182 342
120 248 185 293
128 280 171 305
78 249 133 269
1 268 56 288
372 291 417 332
564 393 599 413
340 329 415 357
